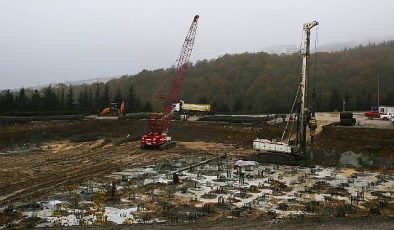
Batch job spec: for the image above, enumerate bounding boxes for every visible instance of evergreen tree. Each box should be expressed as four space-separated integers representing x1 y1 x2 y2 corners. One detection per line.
59 85 65 110
88 88 94 113
233 99 243 113
198 97 208 104
113 90 123 104
66 85 74 110
78 91 84 111
42 85 58 111
246 104 253 112
31 90 41 111
142 101 153 112
17 88 28 111
315 91 323 112
366 92 373 109
218 104 230 113
355 95 363 111
95 82 100 111
383 90 394 106
134 97 142 112
78 86 89 112
0 90 15 113
211 101 218 112
328 89 340 111
100 83 110 109
126 85 137 112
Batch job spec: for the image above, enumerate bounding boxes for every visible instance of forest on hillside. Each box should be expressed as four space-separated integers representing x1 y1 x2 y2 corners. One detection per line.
1 41 394 115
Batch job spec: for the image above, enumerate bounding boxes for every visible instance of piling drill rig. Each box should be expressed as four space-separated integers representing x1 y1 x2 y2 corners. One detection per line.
253 21 318 160
140 15 199 149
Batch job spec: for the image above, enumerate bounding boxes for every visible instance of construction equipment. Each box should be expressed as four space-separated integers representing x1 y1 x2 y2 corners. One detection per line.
140 15 199 149
254 21 319 160
100 101 125 116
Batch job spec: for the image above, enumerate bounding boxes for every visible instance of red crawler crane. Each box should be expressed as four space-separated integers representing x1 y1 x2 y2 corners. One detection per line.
140 15 199 149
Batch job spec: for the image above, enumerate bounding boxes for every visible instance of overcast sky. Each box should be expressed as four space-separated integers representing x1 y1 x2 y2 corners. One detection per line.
1 0 394 90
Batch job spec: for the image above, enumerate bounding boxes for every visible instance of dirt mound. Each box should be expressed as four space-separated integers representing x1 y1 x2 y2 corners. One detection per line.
315 126 394 168
0 119 283 151
316 126 394 155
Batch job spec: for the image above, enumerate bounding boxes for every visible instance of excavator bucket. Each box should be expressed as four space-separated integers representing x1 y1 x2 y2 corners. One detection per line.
100 107 110 116
119 101 125 115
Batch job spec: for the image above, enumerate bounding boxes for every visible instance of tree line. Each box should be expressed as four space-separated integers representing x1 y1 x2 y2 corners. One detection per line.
1 40 394 115
0 83 152 116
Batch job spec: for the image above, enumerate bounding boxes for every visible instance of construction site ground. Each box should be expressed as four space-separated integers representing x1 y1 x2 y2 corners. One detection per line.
0 119 273 205
54 216 394 230
0 113 393 229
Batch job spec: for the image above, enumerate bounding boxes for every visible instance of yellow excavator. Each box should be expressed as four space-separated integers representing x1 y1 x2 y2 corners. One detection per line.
100 101 125 116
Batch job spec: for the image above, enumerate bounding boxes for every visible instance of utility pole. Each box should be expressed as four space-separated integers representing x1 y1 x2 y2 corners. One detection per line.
378 72 380 108
299 21 318 161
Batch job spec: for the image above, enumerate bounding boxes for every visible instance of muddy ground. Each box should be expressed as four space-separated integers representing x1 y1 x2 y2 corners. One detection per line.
0 119 285 206
0 117 393 229
54 216 394 230
1 118 394 205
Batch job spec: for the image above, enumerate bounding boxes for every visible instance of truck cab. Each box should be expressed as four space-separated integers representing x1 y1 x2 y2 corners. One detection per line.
365 107 380 119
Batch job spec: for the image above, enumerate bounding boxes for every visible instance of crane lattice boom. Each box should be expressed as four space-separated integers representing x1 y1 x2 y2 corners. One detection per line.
141 15 199 149
166 15 199 109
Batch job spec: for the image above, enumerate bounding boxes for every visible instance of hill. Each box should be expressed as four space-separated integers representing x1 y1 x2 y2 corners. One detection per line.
1 41 394 115
109 40 394 113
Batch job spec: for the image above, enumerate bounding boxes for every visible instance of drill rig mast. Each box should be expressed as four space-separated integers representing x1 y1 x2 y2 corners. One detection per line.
299 21 318 159
141 15 199 149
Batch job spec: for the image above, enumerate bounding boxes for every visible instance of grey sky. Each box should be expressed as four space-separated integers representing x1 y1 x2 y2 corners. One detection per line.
1 0 394 90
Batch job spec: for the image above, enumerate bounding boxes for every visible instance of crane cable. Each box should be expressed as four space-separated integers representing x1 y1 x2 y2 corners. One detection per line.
281 84 300 142
280 29 305 143
280 25 319 143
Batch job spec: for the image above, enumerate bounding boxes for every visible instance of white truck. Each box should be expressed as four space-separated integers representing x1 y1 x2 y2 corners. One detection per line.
380 113 392 121
379 106 394 120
